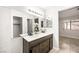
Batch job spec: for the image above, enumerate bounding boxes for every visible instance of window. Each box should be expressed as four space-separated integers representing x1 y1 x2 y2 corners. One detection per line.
64 21 71 30
64 20 79 31
71 21 79 31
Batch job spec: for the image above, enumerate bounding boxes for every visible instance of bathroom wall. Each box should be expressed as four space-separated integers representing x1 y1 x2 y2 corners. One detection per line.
45 7 59 49
0 6 45 53
0 7 12 52
0 7 27 52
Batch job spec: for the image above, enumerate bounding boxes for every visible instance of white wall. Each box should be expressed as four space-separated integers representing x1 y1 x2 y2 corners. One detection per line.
8 6 45 18
0 7 12 52
0 6 45 53
0 7 26 53
45 7 59 49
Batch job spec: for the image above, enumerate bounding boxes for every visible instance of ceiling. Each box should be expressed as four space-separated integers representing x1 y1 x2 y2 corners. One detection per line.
57 6 74 11
40 6 74 11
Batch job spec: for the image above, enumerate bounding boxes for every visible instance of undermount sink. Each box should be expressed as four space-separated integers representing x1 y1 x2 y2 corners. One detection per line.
41 29 46 33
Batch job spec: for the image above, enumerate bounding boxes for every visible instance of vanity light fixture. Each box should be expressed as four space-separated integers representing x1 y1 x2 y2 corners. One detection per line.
28 9 43 16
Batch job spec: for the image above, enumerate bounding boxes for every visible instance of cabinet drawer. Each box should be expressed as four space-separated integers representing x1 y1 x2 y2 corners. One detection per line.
29 39 41 48
29 34 52 48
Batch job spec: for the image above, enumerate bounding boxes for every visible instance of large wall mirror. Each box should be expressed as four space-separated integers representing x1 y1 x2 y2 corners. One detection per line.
46 19 52 28
13 16 22 38
34 18 39 34
41 21 44 28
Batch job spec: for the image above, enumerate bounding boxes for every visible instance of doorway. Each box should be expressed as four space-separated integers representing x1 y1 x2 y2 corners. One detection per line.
59 6 79 53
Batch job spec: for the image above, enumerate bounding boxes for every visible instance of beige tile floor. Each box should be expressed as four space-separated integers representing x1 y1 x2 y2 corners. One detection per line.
49 36 79 53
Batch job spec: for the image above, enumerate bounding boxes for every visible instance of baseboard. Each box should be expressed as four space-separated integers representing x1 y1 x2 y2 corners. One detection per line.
53 47 60 51
60 36 79 40
49 47 60 53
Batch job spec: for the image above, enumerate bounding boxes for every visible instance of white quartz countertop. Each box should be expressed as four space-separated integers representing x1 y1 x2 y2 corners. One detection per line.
20 32 53 42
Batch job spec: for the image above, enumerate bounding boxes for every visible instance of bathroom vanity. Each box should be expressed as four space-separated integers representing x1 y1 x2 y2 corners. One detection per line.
21 32 53 53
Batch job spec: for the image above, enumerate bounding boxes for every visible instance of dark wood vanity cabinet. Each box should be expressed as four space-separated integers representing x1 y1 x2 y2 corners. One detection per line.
40 39 49 53
23 34 53 53
49 37 53 50
30 44 40 53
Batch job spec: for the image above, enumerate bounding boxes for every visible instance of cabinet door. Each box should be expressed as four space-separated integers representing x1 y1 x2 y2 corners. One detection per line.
49 37 53 50
31 45 40 53
23 39 29 53
40 39 49 53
